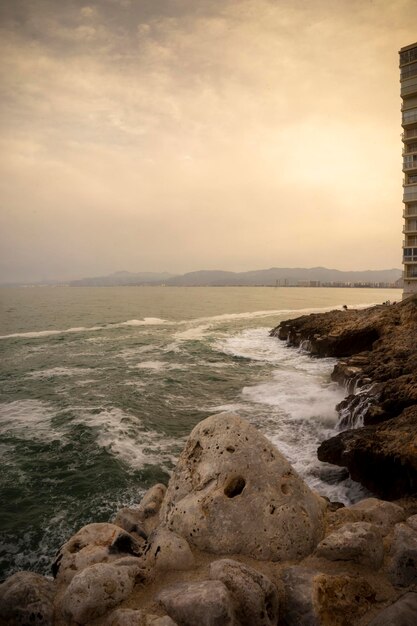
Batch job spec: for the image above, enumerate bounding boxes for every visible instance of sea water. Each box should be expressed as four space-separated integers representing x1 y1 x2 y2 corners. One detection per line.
0 285 399 579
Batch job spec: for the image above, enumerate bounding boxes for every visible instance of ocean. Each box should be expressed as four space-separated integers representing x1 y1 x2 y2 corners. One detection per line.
0 285 399 580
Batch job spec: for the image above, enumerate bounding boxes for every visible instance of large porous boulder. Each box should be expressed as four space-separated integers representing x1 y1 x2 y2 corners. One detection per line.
209 558 279 626
59 559 145 624
387 522 417 587
0 571 55 626
52 522 144 583
157 580 237 626
281 567 376 626
367 592 417 626
159 413 326 561
315 522 384 568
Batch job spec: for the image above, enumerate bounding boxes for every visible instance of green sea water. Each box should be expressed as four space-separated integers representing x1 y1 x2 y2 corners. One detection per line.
0 286 399 579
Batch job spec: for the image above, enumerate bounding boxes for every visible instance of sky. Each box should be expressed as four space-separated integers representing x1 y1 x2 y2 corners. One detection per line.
0 0 416 282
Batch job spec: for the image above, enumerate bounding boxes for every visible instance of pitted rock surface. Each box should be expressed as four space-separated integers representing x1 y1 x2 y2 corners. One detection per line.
315 522 384 568
59 560 142 624
52 522 144 583
159 413 326 561
0 571 55 626
157 580 237 626
209 558 279 626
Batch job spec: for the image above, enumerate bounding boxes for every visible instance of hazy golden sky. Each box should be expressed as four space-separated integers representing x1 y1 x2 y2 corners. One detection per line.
1 0 416 282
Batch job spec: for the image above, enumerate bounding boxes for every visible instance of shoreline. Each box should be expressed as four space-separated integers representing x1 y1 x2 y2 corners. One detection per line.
1 298 416 625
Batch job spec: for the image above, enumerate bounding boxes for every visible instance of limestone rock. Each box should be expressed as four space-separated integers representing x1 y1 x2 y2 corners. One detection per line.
160 413 326 561
52 522 144 583
106 609 177 625
0 571 55 625
113 508 148 539
209 558 279 626
367 592 417 626
157 580 237 626
387 523 417 587
272 296 417 499
114 485 166 537
406 513 417 532
282 567 376 626
331 498 405 534
145 528 195 572
59 560 144 623
315 522 384 568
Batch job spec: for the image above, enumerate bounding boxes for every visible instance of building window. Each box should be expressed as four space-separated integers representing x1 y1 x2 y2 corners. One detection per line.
400 48 417 65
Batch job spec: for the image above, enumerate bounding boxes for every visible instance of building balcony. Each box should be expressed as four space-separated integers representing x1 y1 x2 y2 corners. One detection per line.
403 210 417 218
403 161 417 171
403 226 417 233
402 111 417 126
402 128 417 141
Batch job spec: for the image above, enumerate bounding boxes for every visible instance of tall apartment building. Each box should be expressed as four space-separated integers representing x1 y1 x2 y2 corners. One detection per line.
400 42 417 297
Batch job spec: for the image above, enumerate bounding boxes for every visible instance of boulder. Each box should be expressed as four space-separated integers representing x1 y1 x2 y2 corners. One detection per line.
315 522 384 568
367 592 417 626
114 484 167 536
106 609 177 625
59 559 144 624
331 498 405 534
406 513 417 532
159 413 326 561
52 522 144 583
157 580 237 626
209 558 279 626
387 523 417 587
145 528 195 572
281 567 376 626
0 571 55 625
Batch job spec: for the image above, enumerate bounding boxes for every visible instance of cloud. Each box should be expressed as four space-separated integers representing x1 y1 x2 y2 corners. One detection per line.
0 0 415 281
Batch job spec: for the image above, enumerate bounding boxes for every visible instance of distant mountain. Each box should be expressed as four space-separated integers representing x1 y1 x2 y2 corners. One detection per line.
165 267 402 286
70 271 176 286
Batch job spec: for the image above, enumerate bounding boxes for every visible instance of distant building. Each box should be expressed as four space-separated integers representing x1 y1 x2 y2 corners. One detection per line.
400 42 417 297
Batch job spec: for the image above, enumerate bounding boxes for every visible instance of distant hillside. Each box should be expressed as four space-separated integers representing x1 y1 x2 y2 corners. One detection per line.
64 267 402 288
165 267 402 286
70 271 176 286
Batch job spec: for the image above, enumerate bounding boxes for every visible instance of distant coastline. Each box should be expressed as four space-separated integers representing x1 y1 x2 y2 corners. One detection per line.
1 266 403 289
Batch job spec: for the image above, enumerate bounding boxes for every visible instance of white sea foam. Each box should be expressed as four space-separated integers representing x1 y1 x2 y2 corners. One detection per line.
73 406 180 470
134 360 168 371
27 367 94 380
0 318 168 340
0 400 62 443
174 324 212 340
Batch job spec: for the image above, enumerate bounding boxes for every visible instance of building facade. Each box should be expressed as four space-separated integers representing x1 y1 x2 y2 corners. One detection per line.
400 42 417 297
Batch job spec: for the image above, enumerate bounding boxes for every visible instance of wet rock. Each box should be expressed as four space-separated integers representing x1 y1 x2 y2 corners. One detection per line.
157 580 237 626
52 522 144 583
106 609 177 625
315 522 384 568
59 559 144 624
0 571 55 626
160 413 326 561
272 296 417 499
281 567 376 626
209 558 279 626
331 498 406 533
387 523 417 587
145 528 195 572
367 592 417 626
318 406 417 499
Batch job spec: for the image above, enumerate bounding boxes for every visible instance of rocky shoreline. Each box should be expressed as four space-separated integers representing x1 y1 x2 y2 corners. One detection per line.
1 298 416 625
270 294 417 500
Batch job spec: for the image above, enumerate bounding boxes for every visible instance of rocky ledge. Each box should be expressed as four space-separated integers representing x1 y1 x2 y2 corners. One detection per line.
1 412 417 626
270 294 417 499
